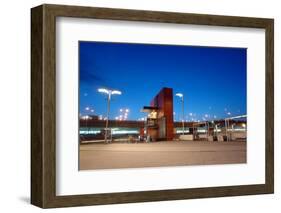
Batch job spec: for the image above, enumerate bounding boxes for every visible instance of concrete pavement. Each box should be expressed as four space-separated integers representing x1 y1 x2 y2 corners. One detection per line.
79 141 246 170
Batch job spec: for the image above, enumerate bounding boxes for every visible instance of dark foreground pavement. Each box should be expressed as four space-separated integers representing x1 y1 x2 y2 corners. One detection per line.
79 141 246 170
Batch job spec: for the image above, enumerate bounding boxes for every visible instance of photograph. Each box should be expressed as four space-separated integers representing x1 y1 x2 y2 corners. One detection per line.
30 4 274 208
78 41 247 170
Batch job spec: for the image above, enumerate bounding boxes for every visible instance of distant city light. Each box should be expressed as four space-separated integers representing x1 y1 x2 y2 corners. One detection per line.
81 97 242 123
82 115 90 120
118 108 130 121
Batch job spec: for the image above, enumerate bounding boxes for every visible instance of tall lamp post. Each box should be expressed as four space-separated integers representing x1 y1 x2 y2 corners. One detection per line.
176 93 185 136
98 88 122 143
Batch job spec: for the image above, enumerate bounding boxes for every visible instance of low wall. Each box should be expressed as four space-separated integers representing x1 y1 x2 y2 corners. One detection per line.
179 135 193 141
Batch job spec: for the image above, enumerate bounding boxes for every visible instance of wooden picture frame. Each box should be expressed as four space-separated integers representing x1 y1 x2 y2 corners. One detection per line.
31 4 274 208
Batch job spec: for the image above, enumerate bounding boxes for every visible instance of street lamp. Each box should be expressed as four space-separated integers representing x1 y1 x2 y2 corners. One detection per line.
176 93 185 136
98 88 122 143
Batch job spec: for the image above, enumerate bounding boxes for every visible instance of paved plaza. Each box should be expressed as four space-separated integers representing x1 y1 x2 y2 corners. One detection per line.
79 141 246 170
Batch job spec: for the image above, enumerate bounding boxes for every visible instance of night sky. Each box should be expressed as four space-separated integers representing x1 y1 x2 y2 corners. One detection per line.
79 41 246 121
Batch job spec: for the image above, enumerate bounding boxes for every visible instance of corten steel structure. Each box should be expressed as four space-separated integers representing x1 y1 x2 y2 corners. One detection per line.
142 87 174 141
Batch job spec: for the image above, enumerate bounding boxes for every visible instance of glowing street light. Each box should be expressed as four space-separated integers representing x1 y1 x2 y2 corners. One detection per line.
175 93 185 136
98 88 122 143
175 93 183 98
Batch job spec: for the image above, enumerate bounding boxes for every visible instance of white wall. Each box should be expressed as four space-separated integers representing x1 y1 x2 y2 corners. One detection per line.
0 0 279 212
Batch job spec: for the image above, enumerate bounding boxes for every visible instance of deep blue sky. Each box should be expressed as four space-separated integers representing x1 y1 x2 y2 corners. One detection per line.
79 41 246 121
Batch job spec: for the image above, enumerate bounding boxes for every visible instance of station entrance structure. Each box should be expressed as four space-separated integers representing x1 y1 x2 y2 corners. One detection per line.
142 87 174 141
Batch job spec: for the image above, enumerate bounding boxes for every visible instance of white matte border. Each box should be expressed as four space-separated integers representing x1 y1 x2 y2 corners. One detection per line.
56 17 265 195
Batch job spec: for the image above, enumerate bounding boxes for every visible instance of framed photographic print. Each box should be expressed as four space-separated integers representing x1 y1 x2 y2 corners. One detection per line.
31 4 274 208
